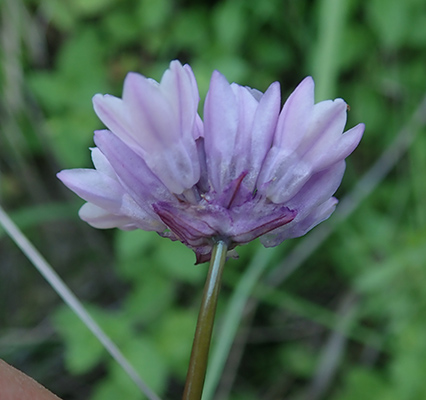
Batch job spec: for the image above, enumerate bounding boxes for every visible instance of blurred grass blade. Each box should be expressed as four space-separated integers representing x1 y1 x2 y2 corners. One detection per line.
311 0 350 101
0 205 162 400
0 203 79 239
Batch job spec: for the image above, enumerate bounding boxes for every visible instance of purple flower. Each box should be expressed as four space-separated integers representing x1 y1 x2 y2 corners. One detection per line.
58 61 364 263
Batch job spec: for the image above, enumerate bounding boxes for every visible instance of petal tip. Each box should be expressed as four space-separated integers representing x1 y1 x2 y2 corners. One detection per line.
211 69 228 84
286 76 315 105
299 76 315 90
92 93 107 109
169 59 184 70
357 122 366 132
265 81 281 96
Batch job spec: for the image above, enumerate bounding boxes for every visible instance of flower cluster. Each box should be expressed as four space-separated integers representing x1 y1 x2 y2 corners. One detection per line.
58 61 364 263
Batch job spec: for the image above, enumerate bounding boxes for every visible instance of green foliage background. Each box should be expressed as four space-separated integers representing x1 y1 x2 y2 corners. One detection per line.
1 0 426 399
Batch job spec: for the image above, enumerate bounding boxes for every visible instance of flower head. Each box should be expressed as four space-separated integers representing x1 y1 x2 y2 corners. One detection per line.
58 61 364 263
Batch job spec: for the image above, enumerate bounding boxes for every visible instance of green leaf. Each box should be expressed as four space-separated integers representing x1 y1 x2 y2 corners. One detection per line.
72 0 116 16
157 239 205 284
169 9 210 53
53 304 133 374
367 0 409 50
115 229 160 281
123 272 175 323
136 0 172 31
333 368 395 400
103 12 141 46
92 336 168 400
40 0 77 31
213 0 247 53
279 344 316 378
46 112 98 167
153 308 196 378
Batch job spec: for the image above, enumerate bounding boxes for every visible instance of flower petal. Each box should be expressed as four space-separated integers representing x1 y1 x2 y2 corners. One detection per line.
273 76 315 150
260 197 338 247
307 122 364 171
93 130 173 210
94 62 201 194
92 94 132 143
256 77 316 199
204 70 239 193
259 86 363 204
230 201 296 244
90 147 116 179
58 149 166 232
160 61 200 138
285 161 346 221
204 72 281 193
79 203 138 230
247 81 281 186
57 168 126 212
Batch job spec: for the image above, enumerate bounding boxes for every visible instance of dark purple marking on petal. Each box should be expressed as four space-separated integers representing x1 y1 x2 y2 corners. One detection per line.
213 171 248 209
153 202 216 248
195 137 209 194
155 205 217 264
195 252 212 265
231 204 296 243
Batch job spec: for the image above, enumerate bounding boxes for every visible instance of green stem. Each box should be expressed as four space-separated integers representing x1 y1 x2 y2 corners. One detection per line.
182 240 228 400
